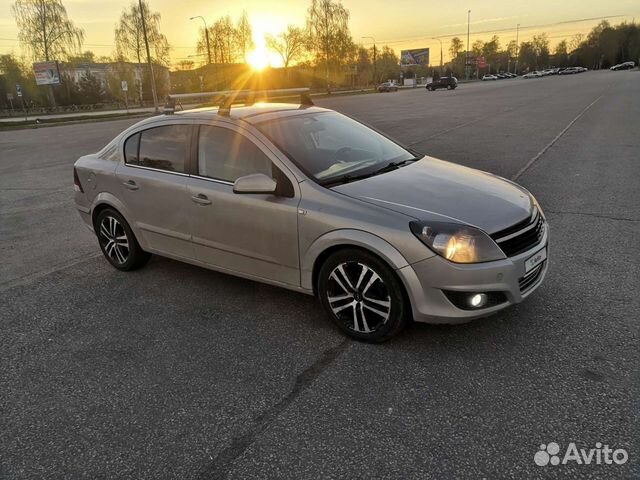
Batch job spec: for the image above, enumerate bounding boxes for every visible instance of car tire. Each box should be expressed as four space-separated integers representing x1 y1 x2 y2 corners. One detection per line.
95 208 150 271
447 85 452 90
318 249 409 342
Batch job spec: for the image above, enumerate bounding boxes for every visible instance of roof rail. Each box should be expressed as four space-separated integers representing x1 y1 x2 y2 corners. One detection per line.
164 88 313 115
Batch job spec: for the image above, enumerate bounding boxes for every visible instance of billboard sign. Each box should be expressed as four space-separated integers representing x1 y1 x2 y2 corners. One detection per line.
400 48 430 67
33 61 61 85
478 56 486 68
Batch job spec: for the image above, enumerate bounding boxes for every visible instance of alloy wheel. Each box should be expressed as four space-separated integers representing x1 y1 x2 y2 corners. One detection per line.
326 262 391 334
99 215 130 265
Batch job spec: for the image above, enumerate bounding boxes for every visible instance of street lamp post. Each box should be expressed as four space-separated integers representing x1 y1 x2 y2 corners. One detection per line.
514 23 520 74
190 16 212 65
139 0 158 113
466 9 471 80
432 37 443 73
362 36 377 87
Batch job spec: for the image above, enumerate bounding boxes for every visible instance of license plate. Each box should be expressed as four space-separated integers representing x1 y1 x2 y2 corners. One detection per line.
525 248 547 274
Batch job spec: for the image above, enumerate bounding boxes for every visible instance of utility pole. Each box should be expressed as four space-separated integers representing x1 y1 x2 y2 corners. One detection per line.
362 37 377 87
191 16 212 64
139 0 159 113
466 9 471 80
514 23 520 74
432 37 443 73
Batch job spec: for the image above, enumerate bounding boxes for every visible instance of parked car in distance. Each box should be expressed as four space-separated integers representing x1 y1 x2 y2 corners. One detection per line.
425 76 458 91
378 82 398 92
482 74 498 81
522 71 542 79
610 61 635 71
73 88 549 342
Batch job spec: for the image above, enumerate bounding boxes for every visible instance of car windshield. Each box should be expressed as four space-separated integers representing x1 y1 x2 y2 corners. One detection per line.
255 111 416 184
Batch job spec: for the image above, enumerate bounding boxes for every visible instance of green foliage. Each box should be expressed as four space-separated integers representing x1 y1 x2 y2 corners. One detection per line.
0 54 47 108
77 71 103 104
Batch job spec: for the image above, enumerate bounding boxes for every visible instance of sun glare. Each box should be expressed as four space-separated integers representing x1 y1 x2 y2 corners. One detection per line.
247 14 286 70
247 48 271 71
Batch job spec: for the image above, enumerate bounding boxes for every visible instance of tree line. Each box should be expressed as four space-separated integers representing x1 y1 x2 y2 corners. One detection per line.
445 20 640 77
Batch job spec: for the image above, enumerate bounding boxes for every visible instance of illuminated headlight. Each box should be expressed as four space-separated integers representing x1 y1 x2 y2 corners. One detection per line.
410 221 506 264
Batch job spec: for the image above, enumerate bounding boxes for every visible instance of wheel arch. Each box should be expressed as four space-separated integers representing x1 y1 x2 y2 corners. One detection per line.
90 193 147 249
303 229 410 296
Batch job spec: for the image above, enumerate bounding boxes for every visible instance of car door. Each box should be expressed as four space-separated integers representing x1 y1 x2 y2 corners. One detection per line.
115 123 194 259
185 123 301 287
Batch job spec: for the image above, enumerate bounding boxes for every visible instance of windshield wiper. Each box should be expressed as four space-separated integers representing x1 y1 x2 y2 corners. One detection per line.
368 157 420 176
320 157 420 187
320 171 377 187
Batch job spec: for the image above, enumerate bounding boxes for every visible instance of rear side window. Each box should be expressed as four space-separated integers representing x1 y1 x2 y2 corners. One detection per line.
198 126 272 182
136 125 191 173
124 133 140 164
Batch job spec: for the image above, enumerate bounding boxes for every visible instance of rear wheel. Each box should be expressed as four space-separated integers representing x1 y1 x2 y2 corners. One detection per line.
318 249 408 342
96 208 150 271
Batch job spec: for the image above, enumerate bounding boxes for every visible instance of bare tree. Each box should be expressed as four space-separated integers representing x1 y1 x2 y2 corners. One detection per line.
532 33 550 67
235 10 254 63
448 37 464 61
569 33 584 52
306 0 351 91
205 15 237 64
12 0 84 62
265 25 307 72
115 1 170 67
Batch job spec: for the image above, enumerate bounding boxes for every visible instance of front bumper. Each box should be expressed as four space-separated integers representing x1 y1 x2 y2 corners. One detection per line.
398 227 549 324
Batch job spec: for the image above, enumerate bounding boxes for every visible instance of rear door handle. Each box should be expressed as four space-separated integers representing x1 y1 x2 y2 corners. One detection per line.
191 193 212 205
122 180 139 191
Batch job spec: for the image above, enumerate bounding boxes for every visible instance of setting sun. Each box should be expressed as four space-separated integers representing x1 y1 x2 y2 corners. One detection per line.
247 47 271 70
247 14 286 70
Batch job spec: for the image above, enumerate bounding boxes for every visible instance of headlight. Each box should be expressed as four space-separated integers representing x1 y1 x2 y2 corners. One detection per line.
410 221 506 264
530 195 545 219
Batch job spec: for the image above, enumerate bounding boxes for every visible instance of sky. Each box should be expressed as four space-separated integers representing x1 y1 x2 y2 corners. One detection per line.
1 0 639 68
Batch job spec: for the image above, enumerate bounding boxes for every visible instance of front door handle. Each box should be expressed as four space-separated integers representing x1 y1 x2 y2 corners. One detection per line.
191 193 212 205
122 180 139 191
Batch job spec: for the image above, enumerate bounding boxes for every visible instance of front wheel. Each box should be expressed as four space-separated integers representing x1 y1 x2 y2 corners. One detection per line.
96 208 150 271
318 249 408 342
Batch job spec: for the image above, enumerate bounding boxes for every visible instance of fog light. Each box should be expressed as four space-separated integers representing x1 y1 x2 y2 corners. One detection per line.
470 293 487 308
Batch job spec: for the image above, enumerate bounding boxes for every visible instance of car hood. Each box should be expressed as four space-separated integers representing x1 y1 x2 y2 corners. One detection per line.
333 156 533 234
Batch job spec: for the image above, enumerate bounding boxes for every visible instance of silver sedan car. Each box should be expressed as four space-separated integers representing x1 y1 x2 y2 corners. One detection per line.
73 90 548 342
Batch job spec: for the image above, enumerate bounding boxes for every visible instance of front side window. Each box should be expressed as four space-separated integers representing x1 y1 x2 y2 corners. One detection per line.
198 126 272 182
137 125 190 173
124 133 140 164
254 112 415 184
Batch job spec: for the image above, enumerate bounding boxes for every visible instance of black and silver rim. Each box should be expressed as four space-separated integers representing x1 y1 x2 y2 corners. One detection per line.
326 262 391 334
99 216 130 265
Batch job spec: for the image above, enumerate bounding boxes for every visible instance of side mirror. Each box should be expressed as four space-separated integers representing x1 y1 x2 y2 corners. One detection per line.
233 173 277 195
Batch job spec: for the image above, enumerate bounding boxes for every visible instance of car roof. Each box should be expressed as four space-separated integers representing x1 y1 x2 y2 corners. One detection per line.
136 103 331 128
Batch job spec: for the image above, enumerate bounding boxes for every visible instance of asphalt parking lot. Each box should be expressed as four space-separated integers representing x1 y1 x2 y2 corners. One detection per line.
1 70 638 479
